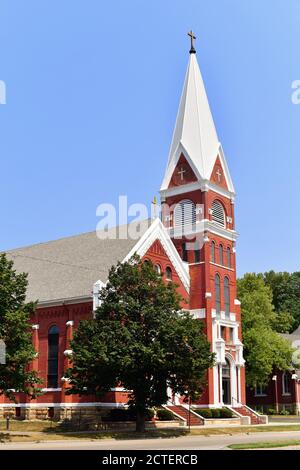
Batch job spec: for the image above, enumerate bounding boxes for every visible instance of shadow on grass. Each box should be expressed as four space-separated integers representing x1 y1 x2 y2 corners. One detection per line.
0 433 32 443
41 424 190 441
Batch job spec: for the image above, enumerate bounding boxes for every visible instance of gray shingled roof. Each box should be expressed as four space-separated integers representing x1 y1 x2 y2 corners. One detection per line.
4 219 151 304
282 324 300 343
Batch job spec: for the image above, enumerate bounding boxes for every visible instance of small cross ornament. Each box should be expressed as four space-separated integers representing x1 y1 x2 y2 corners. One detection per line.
188 30 196 54
177 167 186 181
216 168 222 183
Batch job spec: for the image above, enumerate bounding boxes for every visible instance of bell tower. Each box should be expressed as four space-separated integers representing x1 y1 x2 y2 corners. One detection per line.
160 33 245 407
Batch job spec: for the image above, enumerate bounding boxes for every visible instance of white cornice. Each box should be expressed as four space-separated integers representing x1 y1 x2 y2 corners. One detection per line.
190 308 206 319
206 222 238 242
167 220 238 242
160 179 235 201
37 295 92 308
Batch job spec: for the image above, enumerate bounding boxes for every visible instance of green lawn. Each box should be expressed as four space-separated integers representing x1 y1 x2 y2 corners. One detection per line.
229 440 300 450
1 421 300 443
0 420 60 432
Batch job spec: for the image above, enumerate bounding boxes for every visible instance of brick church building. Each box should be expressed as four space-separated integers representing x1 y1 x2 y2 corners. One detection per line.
1 39 250 421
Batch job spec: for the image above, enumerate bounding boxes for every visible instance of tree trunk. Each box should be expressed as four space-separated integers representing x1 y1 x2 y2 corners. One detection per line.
136 410 146 433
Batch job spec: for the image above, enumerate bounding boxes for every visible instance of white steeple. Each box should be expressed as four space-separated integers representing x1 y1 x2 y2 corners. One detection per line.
160 49 234 193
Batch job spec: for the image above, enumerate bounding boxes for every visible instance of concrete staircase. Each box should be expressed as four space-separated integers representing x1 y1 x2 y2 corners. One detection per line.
231 405 268 425
164 405 204 426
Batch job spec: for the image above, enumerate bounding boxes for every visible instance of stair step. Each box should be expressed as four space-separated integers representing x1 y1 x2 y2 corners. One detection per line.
233 406 262 425
166 406 203 426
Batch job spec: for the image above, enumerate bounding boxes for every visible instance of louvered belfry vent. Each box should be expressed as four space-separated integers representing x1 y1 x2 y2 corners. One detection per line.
174 199 196 233
211 201 225 227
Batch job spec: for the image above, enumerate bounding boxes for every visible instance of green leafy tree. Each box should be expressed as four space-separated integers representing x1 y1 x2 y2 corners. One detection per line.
238 273 294 387
67 255 214 432
0 254 40 400
263 271 300 330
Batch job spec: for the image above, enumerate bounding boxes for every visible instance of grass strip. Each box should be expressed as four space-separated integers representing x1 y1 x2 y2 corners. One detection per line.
229 440 300 450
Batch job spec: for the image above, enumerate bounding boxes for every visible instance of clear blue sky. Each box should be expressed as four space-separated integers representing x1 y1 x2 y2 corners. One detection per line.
0 0 299 275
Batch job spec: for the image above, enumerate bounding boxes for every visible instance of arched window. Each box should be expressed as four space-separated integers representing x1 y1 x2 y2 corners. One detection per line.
48 326 59 388
174 199 196 232
226 247 231 268
165 267 172 281
224 277 230 318
182 242 188 262
219 244 223 265
211 241 216 263
282 372 291 395
211 200 225 227
215 274 221 314
194 241 201 263
155 264 161 275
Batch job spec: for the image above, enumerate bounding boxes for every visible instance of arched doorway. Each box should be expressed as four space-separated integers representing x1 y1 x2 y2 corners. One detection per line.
222 359 231 405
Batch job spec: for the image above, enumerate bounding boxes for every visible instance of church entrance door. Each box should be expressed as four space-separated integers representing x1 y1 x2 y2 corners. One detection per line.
222 359 231 405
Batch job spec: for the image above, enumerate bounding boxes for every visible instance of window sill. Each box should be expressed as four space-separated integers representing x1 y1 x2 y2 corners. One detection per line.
254 394 268 397
210 262 234 271
282 393 291 396
42 388 62 392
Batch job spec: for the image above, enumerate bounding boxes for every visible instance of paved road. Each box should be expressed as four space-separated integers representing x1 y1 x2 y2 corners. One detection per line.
1 431 300 450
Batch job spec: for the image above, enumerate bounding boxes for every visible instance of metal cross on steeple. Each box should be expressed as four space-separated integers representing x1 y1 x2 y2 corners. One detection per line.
188 30 196 54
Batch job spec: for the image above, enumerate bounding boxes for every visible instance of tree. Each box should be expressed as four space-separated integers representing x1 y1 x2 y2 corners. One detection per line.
263 271 300 330
238 273 294 387
67 255 214 432
0 254 40 400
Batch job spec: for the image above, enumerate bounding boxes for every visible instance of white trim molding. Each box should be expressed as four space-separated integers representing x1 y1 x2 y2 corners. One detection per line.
189 309 206 319
93 279 106 311
122 218 190 293
64 349 73 357
0 402 128 409
61 377 70 383
41 388 62 392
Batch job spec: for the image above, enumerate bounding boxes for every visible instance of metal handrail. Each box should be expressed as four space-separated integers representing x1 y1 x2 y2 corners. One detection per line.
231 397 267 421
231 397 243 407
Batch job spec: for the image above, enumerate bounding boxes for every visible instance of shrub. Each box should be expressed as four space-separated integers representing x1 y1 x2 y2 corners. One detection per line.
145 409 155 421
219 408 233 418
103 409 132 422
195 408 212 419
211 409 221 418
280 409 290 416
156 409 175 421
193 408 233 419
103 408 155 422
267 408 277 415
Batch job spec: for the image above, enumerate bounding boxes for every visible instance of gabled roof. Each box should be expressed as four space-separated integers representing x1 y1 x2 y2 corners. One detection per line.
4 218 190 304
4 220 152 304
160 53 234 193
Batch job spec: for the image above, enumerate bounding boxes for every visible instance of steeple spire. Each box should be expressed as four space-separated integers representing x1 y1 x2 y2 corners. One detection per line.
160 46 234 194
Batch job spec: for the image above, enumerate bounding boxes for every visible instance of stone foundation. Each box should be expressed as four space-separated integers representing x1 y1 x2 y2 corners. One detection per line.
0 405 111 423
